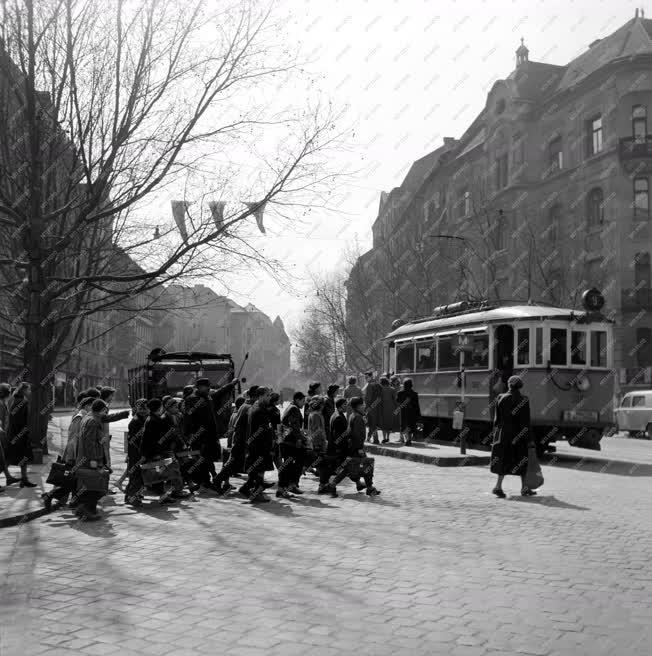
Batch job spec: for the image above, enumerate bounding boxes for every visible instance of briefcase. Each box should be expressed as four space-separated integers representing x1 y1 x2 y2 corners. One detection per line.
346 456 375 478
75 467 110 493
140 458 180 486
175 449 200 463
46 461 73 487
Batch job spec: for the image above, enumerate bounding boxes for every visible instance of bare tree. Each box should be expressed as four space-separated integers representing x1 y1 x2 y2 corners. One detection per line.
0 0 339 454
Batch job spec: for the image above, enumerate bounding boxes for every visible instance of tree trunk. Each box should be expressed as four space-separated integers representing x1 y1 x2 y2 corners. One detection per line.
25 325 52 461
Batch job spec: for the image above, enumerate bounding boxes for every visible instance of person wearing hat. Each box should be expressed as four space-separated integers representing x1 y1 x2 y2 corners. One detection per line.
362 372 382 444
396 378 421 446
183 376 238 488
490 375 537 498
278 391 307 497
212 386 257 494
322 384 339 441
343 376 363 418
123 399 148 507
74 399 110 520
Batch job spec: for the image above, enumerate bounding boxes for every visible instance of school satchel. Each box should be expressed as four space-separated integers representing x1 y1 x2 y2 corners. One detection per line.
46 459 73 487
140 457 180 486
525 447 544 490
75 467 110 493
346 456 375 478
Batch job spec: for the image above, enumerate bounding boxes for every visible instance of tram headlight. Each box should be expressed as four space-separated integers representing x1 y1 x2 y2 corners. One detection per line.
574 374 591 392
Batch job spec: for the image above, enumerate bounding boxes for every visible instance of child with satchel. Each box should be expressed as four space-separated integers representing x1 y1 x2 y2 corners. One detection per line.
74 399 111 521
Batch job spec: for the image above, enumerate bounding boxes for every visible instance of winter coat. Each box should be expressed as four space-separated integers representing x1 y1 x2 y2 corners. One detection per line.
281 403 306 448
347 411 366 455
307 411 327 454
76 414 106 468
126 415 146 464
63 410 86 465
490 390 532 476
378 385 400 432
244 402 275 472
363 381 382 427
183 391 220 461
210 381 239 436
396 388 421 430
141 413 179 461
329 411 349 457
5 393 31 465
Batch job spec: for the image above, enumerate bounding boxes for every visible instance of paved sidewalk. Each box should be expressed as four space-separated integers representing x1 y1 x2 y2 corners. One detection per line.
365 438 491 466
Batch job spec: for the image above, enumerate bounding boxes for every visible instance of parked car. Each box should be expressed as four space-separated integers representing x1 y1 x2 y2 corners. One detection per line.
614 391 652 438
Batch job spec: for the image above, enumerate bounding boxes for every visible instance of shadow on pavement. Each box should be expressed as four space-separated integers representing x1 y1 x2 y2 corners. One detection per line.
540 454 652 477
510 495 590 511
338 493 399 507
46 512 120 537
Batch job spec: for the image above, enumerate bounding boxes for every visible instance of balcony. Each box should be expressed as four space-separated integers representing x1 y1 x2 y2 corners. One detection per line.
619 136 652 170
621 288 652 311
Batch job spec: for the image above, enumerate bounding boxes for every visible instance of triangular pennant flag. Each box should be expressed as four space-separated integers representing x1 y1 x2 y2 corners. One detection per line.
171 200 189 242
245 202 266 234
208 201 226 231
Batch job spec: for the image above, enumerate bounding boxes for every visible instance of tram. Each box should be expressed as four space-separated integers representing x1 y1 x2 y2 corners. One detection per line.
381 289 615 452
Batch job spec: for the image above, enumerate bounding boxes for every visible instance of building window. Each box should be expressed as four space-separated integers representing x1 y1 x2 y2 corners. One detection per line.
586 188 604 227
633 105 647 143
636 327 652 368
586 115 603 156
494 153 509 189
548 136 563 172
548 204 561 242
634 177 649 219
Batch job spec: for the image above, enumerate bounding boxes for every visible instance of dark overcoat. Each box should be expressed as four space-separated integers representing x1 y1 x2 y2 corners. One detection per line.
378 385 400 432
396 389 421 431
490 390 532 476
4 394 31 465
183 391 220 461
244 402 275 472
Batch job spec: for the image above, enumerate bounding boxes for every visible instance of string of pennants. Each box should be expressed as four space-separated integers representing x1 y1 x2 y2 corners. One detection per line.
170 200 266 242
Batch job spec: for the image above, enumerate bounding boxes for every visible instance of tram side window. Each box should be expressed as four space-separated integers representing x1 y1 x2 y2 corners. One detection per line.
396 343 415 373
590 330 607 367
550 328 568 365
516 328 530 365
469 333 489 368
415 341 435 371
632 395 646 407
571 331 587 365
438 336 460 371
535 327 544 365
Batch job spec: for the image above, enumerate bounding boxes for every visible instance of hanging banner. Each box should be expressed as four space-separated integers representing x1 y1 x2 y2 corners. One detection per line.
208 201 226 231
170 200 189 242
245 201 266 234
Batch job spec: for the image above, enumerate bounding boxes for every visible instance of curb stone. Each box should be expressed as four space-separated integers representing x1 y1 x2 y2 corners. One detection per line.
364 443 491 467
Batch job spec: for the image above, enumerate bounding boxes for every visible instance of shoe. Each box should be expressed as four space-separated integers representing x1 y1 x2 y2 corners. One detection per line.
250 493 271 503
159 496 176 505
5 476 20 486
188 483 201 493
492 488 506 498
126 498 143 508
41 493 53 511
355 481 367 492
75 507 100 521
171 490 190 499
366 487 381 496
521 489 537 497
276 488 293 499
218 483 234 496
404 441 412 446
288 485 304 495
372 439 380 445
238 485 251 498
20 480 37 488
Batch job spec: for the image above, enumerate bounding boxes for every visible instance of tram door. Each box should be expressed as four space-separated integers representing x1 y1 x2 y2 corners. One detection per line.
493 324 514 393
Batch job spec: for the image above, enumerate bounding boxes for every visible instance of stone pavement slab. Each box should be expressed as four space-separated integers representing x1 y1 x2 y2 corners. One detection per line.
3 414 652 655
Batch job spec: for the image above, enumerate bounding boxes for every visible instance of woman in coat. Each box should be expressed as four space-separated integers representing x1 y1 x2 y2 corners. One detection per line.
396 378 421 446
378 377 399 443
5 383 36 487
306 397 326 475
490 375 536 498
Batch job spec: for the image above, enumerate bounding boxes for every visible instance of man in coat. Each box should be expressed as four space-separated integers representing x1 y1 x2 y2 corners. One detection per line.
396 378 421 446
183 377 239 488
277 391 307 498
241 387 274 503
362 371 382 445
212 385 258 494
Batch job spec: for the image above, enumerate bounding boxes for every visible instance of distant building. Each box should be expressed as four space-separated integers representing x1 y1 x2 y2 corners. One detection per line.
346 13 652 391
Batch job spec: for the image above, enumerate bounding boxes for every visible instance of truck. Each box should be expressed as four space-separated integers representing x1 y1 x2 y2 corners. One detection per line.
127 348 238 407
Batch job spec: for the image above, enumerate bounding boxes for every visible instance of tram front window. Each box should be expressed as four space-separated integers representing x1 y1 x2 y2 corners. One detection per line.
591 330 607 367
571 331 587 365
550 328 568 365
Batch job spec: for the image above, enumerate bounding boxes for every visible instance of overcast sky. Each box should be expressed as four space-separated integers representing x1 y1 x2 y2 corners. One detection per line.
215 0 640 342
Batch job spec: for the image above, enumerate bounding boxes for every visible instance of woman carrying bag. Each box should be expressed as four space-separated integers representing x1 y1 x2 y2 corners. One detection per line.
490 375 543 498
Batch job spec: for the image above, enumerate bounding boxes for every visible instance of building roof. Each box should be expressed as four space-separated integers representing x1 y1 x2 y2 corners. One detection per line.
384 304 611 340
556 16 652 91
508 61 566 100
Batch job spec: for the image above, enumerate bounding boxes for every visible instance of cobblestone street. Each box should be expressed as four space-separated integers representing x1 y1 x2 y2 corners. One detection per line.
2 418 652 656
